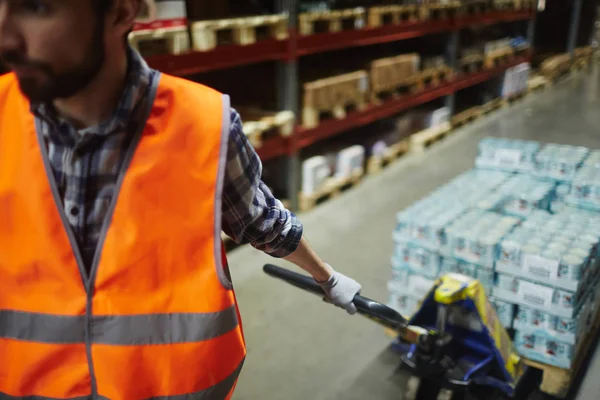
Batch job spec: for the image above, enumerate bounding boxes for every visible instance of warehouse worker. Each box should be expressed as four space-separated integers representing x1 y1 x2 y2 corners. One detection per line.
0 0 362 399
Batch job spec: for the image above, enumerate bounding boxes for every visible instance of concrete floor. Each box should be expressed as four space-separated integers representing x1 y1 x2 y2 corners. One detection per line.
227 66 600 400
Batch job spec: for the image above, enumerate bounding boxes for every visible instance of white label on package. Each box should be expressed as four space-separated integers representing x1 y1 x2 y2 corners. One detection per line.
523 254 559 280
518 280 554 309
410 276 434 299
495 149 522 168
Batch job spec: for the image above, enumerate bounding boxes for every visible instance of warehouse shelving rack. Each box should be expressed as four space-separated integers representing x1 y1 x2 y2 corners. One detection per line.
141 3 537 211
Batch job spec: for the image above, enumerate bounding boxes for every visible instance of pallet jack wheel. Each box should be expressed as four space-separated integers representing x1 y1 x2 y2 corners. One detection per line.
405 376 444 400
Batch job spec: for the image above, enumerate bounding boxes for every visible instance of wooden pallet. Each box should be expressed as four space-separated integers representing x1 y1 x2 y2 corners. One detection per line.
128 26 190 57
366 139 411 174
459 53 485 73
419 2 461 20
540 53 571 82
190 14 288 51
480 98 504 115
484 47 515 69
451 106 482 128
404 65 454 94
367 5 420 27
527 75 549 93
302 71 369 129
458 0 491 15
238 108 295 148
503 90 527 105
572 47 593 71
370 54 421 103
492 0 522 10
299 169 364 212
410 122 452 153
299 8 366 35
523 301 600 399
513 0 538 9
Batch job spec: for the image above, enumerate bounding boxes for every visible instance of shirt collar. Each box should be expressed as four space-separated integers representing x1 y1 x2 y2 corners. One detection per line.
33 46 153 138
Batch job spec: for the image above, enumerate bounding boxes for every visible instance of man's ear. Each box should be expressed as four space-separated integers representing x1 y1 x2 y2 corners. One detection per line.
135 0 157 23
111 0 145 31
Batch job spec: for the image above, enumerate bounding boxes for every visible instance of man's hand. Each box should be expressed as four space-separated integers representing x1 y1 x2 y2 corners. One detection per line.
282 236 361 314
316 267 362 315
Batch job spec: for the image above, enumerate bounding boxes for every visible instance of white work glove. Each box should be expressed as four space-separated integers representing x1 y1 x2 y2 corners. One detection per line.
316 266 362 315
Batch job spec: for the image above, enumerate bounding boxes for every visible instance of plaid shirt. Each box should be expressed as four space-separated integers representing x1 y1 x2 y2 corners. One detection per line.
33 48 302 271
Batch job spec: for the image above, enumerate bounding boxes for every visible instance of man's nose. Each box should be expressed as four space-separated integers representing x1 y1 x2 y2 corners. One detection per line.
0 3 22 54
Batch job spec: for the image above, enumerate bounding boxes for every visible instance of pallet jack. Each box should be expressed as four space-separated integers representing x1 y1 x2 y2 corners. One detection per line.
263 264 542 400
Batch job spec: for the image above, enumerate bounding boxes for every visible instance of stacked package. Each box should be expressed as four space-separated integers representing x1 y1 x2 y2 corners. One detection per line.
501 62 531 98
389 169 515 316
493 208 600 368
388 136 600 369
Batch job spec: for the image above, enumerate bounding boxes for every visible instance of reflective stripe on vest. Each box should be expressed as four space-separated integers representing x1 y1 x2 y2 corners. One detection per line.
0 307 239 345
0 72 247 399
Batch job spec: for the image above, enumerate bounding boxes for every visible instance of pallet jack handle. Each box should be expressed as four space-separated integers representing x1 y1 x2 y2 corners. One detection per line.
263 264 409 330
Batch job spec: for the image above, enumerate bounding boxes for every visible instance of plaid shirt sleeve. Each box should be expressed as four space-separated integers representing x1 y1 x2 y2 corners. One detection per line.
221 108 303 257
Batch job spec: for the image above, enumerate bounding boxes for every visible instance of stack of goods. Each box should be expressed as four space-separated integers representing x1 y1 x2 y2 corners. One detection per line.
532 144 589 182
475 137 540 172
301 145 365 195
388 136 600 369
389 169 512 316
554 150 600 212
476 174 556 218
439 209 520 293
494 208 600 368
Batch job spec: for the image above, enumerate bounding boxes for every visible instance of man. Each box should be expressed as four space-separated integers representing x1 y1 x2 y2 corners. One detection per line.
0 0 361 399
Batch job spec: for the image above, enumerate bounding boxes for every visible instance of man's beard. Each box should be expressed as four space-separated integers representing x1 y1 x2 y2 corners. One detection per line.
0 22 106 104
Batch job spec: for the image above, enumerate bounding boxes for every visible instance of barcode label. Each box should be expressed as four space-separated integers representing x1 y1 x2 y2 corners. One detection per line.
518 280 554 309
495 149 522 167
523 254 559 280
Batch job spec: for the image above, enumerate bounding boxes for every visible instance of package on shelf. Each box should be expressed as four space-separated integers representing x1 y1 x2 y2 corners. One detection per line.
533 143 589 182
441 209 521 268
134 0 187 30
301 156 331 195
484 37 511 55
421 55 446 70
509 36 530 52
564 166 600 211
475 137 540 172
501 62 530 98
514 330 576 369
299 1 330 12
426 107 451 129
370 53 420 95
331 145 365 180
477 175 555 218
495 209 600 293
491 298 516 329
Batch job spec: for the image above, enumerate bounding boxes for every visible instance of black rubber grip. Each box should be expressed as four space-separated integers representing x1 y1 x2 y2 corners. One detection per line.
263 264 408 328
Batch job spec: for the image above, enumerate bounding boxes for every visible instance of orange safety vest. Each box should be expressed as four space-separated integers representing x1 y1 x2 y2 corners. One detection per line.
0 72 247 399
